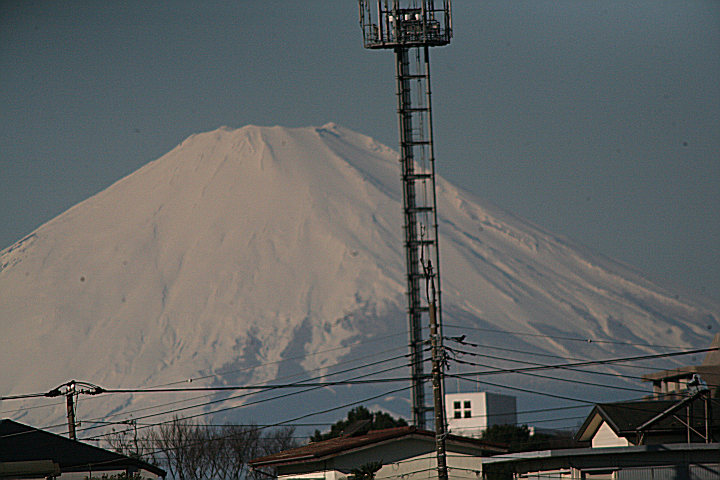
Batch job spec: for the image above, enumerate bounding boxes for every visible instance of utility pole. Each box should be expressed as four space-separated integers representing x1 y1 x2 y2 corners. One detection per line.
427 260 448 480
65 381 77 440
45 380 104 440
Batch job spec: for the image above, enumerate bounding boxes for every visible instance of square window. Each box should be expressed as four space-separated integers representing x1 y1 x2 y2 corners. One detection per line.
464 401 471 408
454 401 461 409
464 410 472 418
454 411 461 419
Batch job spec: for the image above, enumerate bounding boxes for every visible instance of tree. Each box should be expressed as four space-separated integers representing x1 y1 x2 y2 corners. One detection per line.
108 416 298 480
480 424 530 451
480 424 576 452
348 461 383 480
311 406 407 442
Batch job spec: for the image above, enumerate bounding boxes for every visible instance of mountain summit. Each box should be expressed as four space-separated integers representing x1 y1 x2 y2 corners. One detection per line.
1 124 717 430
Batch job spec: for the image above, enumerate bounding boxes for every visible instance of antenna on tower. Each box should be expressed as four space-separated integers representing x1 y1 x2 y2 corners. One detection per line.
358 0 452 435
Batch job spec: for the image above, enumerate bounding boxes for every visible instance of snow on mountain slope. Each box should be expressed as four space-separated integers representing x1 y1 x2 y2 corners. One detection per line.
1 123 718 433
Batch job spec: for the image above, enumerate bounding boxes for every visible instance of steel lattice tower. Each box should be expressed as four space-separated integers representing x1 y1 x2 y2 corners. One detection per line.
358 0 452 429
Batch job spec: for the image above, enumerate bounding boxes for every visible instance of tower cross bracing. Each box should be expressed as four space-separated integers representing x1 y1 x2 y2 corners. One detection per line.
359 0 452 430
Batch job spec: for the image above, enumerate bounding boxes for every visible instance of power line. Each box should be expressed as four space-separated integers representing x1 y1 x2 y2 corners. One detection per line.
443 323 704 348
0 348 424 442
449 334 691 374
448 356 649 395
86 384 415 463
448 346 718 378
147 330 412 388
79 346 417 427
446 343 647 381
82 357 430 441
101 377 415 394
447 373 618 406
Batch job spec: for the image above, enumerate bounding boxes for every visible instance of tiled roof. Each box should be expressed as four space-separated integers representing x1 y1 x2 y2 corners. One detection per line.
249 426 505 467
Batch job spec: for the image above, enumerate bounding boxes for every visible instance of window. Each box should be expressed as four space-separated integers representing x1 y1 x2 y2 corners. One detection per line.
453 400 472 419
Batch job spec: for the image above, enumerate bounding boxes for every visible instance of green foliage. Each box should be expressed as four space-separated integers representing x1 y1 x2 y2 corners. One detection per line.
348 461 383 480
480 425 540 480
311 406 407 442
480 423 531 451
480 424 570 452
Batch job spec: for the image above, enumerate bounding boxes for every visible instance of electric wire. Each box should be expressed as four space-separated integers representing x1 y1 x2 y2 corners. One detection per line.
148 330 412 388
447 355 650 395
82 384 415 466
443 323 704 348
5 342 713 445
6 346 419 436
0 349 424 442
447 346 718 378
452 335 697 374
87 345 414 425
81 356 431 441
446 343 647 381
0 335 412 416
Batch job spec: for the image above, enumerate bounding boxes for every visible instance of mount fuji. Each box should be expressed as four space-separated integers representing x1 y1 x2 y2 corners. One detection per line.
1 123 718 437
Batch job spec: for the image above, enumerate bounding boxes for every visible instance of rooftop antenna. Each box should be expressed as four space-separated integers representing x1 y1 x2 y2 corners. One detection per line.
358 0 452 432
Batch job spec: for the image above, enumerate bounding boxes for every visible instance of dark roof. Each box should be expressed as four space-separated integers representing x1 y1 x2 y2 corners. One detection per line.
0 419 165 477
249 426 506 467
576 397 720 442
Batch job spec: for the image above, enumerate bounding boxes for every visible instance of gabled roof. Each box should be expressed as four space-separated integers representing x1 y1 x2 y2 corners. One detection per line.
575 397 720 442
249 426 505 468
0 419 165 477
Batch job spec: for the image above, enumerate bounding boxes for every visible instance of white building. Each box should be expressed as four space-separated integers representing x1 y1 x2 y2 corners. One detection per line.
445 392 517 438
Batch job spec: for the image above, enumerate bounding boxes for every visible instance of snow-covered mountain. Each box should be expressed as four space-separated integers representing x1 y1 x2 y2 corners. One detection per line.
1 124 718 436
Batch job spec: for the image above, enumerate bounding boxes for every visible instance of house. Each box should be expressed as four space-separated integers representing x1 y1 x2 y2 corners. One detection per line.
0 419 165 479
249 426 506 480
481 443 720 480
481 390 720 480
642 333 720 398
575 389 719 447
445 392 517 439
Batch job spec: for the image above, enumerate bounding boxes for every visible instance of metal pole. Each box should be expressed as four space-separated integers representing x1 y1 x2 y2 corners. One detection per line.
422 44 443 343
705 393 709 443
396 44 427 429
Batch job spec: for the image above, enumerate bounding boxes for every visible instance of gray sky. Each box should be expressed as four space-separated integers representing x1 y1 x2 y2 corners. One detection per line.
1 1 718 301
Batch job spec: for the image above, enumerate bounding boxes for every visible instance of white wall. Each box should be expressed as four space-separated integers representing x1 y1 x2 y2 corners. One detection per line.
445 392 517 438
591 422 629 448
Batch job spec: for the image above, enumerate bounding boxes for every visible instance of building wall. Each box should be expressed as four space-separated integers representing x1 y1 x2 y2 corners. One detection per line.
362 452 481 480
591 422 629 448
280 471 344 480
516 469 572 479
616 464 720 480
279 453 483 480
445 392 517 438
